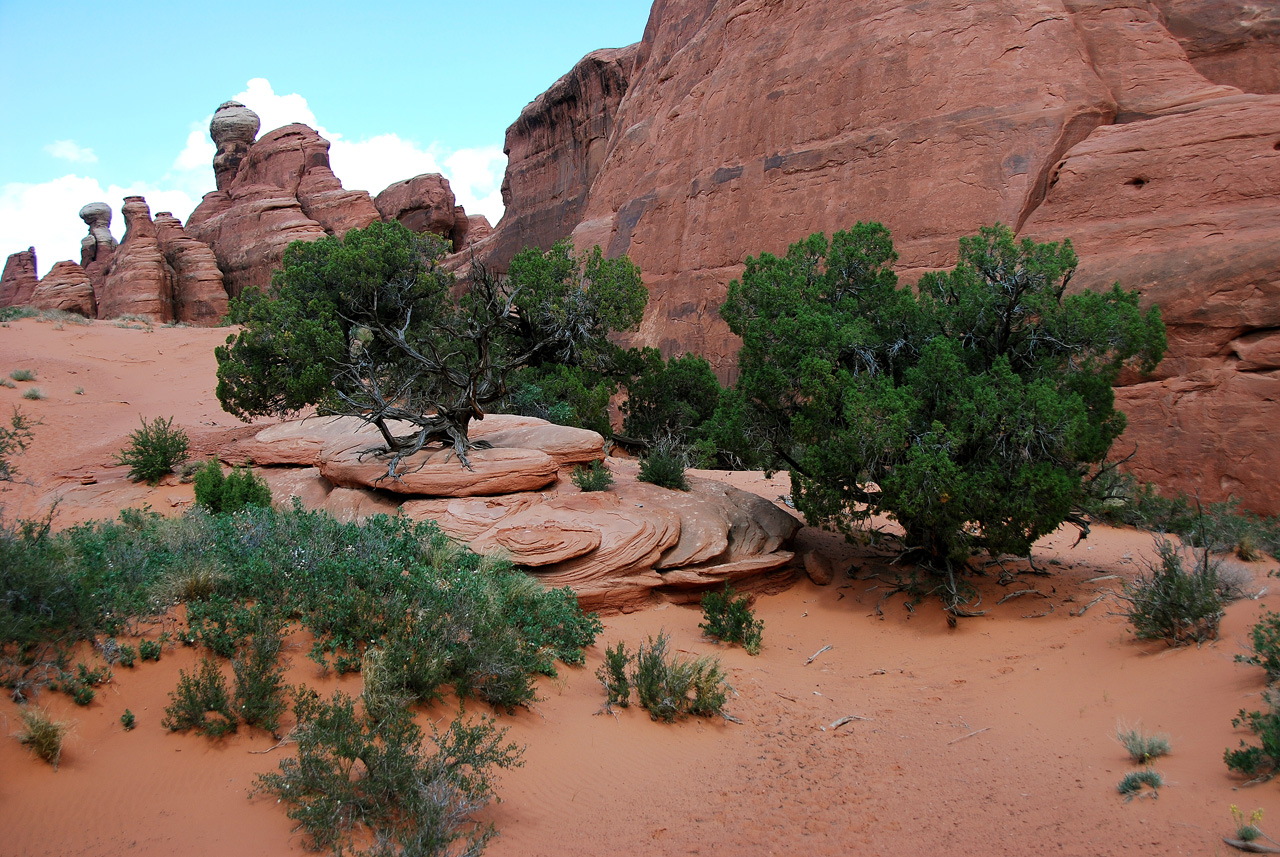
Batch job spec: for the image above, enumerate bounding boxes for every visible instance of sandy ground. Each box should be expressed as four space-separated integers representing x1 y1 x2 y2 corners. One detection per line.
2 315 1279 856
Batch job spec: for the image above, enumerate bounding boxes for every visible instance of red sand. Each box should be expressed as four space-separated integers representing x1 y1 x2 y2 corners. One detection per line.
2 315 1278 856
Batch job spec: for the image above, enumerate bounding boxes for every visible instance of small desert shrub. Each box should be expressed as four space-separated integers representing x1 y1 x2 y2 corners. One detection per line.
700 585 764 655
1238 610 1280 682
1217 559 1256 601
138 639 163 662
117 644 136 667
571 459 614 492
114 415 189 485
0 378 13 388
17 707 69 768
1117 725 1171 764
1231 805 1265 843
57 662 111 706
121 709 136 731
233 619 287 735
159 561 230 604
629 632 730 722
0 307 38 322
1117 768 1163 798
596 640 631 709
162 657 237 737
73 386 84 396
193 461 273 514
185 594 261 658
1120 539 1223 645
1226 687 1280 781
10 369 36 382
21 388 43 400
638 438 690 492
255 689 523 855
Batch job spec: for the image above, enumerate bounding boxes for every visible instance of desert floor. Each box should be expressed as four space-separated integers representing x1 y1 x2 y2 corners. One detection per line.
1 314 1277 856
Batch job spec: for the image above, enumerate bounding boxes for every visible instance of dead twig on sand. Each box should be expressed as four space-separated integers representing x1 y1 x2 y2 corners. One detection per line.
997 588 1046 605
248 735 295 754
774 692 798 703
1223 839 1280 854
1070 592 1108 617
806 645 832 665
829 714 873 729
947 726 990 745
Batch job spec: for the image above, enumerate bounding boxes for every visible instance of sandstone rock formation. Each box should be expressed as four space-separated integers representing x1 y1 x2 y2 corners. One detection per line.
375 174 458 238
480 0 1280 513
0 247 37 307
153 212 228 323
1152 0 1280 93
78 202 117 292
187 103 379 298
96 196 229 324
31 261 95 316
241 414 800 611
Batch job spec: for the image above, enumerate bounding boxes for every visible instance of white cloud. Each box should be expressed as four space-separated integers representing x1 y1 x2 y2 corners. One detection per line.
443 146 507 226
235 78 321 138
173 123 215 171
0 176 196 276
44 140 98 164
329 134 442 198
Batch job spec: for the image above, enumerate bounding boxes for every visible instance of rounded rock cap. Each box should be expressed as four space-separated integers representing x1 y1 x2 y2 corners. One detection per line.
210 100 261 145
79 201 112 226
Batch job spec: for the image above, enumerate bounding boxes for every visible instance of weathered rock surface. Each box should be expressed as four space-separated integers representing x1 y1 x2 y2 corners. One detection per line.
153 212 228 324
481 46 637 266
98 196 174 321
31 261 95 316
375 174 458 238
0 247 38 307
1024 94 1280 512
187 107 379 298
78 202 117 292
1152 0 1280 93
320 444 559 497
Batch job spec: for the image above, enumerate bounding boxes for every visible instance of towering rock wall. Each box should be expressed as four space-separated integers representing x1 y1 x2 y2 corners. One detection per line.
483 0 1280 513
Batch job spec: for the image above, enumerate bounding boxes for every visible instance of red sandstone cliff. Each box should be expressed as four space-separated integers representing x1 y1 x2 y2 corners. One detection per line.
481 0 1280 513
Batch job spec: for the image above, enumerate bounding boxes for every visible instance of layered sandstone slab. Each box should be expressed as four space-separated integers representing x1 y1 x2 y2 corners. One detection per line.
154 213 228 324
1152 0 1280 93
98 196 174 321
319 444 559 497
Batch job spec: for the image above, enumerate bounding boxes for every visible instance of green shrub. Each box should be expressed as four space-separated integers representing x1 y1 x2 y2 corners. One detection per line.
121 709 136 730
571 459 614 492
255 690 523 855
117 644 136 667
1120 539 1223 645
1227 687 1280 781
17 707 69 768
114 415 189 485
138 639 163 662
0 307 38 322
57 662 111 706
0 407 36 482
596 640 631 709
1238 610 1280 682
193 461 273 514
1117 725 1170 764
621 350 723 450
638 438 690 492
10 369 36 382
0 378 12 388
162 657 237 737
1117 768 1163 798
1231 806 1265 842
700 585 764 655
21 387 43 400
629 632 730 722
233 618 287 735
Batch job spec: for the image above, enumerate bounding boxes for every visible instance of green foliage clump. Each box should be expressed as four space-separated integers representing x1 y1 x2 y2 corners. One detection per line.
9 368 36 382
1231 806 1265 842
719 222 1166 570
1117 725 1170 764
0 307 39 322
233 617 287 735
596 641 632 709
114 415 189 485
699 585 764 655
138 639 163 662
628 633 730 722
1227 687 1280 781
638 437 690 492
1120 539 1223 645
162 656 237 737
0 407 36 482
17 707 69 768
21 387 43 400
193 461 273 514
571 459 614 492
121 709 136 730
1238 610 1280 682
255 689 523 856
57 661 111 705
622 350 723 451
1117 768 1163 798
216 224 644 475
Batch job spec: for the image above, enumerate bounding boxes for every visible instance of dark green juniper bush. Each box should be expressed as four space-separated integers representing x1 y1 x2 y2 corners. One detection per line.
215 223 645 478
718 222 1165 612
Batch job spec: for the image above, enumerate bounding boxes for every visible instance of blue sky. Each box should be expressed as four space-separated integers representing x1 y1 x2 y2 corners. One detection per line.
0 0 652 275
